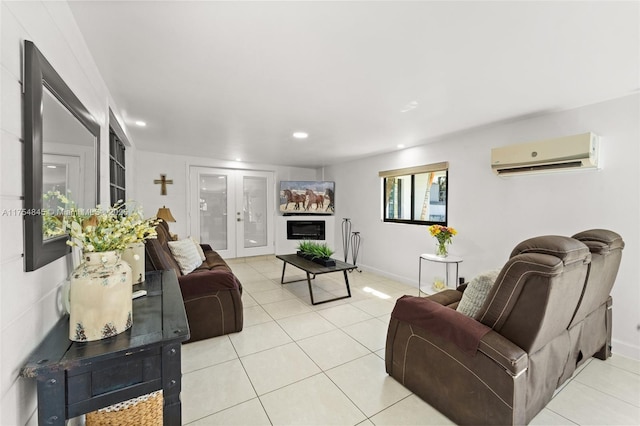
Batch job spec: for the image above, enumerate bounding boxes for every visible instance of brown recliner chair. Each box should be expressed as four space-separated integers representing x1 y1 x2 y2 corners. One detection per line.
559 229 624 384
145 220 243 342
386 235 593 425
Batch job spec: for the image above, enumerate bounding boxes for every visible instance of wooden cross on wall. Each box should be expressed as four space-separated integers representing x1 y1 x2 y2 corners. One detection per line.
154 174 173 195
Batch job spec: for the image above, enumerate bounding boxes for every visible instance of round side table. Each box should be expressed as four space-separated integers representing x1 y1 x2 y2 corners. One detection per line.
418 253 463 296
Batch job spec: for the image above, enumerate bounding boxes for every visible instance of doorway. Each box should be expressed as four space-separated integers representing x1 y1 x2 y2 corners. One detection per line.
189 167 275 258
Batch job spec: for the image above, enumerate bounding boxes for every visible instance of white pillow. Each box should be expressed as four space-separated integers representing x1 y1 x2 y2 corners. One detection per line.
456 269 501 318
168 238 203 275
190 236 206 261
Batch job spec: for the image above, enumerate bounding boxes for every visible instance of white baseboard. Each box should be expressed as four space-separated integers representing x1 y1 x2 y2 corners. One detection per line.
358 263 416 288
612 338 640 361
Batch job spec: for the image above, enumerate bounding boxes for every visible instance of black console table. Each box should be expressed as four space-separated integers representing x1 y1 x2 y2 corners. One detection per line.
20 270 190 425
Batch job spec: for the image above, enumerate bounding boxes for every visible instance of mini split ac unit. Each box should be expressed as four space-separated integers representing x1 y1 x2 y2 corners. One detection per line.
491 132 599 176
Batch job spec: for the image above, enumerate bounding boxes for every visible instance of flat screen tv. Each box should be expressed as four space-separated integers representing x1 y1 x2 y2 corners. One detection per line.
279 181 335 215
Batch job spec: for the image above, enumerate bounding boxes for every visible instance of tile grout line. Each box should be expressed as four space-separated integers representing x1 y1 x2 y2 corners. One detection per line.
245 259 392 423
571 377 640 409
543 407 581 425
365 393 416 424
252 260 393 423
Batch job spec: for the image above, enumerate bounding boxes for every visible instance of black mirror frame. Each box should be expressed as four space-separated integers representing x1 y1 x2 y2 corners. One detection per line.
23 40 100 271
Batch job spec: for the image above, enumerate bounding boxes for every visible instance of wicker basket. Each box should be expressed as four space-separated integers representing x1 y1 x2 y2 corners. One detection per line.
86 390 163 426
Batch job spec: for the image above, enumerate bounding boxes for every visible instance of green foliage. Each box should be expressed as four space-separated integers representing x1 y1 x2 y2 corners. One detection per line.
43 190 75 238
297 240 334 259
64 200 160 253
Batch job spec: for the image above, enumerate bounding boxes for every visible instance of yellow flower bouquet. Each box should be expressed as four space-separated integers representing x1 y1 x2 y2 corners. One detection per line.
428 224 457 257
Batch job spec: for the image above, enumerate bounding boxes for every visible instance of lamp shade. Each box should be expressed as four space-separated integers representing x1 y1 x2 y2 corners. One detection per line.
156 206 176 222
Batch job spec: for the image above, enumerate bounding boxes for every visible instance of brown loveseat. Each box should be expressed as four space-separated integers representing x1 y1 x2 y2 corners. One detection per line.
145 220 243 343
386 230 624 425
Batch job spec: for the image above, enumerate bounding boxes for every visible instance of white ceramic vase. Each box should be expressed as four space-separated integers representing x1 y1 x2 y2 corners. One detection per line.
68 251 133 342
122 242 145 284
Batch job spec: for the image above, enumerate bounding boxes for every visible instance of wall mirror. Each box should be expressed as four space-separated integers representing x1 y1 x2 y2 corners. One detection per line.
24 40 100 271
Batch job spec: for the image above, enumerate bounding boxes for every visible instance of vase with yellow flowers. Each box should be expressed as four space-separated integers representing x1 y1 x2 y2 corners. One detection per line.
64 201 159 342
428 224 457 257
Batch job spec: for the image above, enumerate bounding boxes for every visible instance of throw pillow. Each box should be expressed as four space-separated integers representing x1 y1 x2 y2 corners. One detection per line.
190 236 206 261
456 269 502 319
168 238 203 275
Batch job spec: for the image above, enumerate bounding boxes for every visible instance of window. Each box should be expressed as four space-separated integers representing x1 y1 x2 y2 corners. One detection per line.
108 110 129 206
109 129 126 205
380 162 448 225
108 131 126 205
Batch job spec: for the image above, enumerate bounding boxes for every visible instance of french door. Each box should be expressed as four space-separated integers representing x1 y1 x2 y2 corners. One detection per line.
189 167 274 258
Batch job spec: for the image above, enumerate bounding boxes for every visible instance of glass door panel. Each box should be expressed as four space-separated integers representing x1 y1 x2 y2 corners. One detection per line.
200 174 228 251
243 176 267 248
190 167 235 258
236 171 274 257
42 154 80 240
190 167 273 259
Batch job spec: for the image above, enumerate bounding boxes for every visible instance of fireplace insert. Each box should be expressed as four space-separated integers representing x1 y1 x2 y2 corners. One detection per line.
287 220 326 240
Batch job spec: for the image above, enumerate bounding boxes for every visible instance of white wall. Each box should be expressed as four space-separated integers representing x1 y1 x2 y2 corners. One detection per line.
134 150 320 250
323 94 640 360
0 2 129 423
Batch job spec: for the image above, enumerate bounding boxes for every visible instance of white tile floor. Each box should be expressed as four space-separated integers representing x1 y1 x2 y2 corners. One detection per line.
181 255 640 425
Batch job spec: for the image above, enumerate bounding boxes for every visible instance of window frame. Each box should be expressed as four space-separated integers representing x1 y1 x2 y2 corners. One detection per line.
108 109 129 206
109 130 126 206
379 162 449 226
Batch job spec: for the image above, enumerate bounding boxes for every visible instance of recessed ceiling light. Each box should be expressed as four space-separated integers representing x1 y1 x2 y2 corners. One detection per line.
293 132 309 139
135 120 146 127
235 158 242 162
397 144 405 149
46 165 57 169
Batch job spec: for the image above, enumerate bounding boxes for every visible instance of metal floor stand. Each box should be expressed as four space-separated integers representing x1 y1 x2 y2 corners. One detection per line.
342 218 351 263
350 231 361 272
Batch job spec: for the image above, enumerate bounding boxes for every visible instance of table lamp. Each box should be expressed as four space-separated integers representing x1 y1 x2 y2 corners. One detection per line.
156 206 176 223
156 206 177 240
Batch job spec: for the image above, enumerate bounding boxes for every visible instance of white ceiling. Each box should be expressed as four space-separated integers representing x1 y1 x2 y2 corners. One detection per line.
68 1 639 168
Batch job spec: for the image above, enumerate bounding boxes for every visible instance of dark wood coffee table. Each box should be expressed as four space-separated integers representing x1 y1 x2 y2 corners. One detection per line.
276 254 357 305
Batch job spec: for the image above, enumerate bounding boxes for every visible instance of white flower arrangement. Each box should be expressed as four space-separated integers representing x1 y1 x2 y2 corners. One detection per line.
64 201 159 253
42 190 74 238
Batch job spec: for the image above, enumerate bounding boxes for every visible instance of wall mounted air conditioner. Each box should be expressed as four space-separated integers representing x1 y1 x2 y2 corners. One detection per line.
491 132 599 176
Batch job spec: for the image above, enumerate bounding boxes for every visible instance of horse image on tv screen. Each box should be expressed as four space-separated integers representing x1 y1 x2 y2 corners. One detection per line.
280 181 335 214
